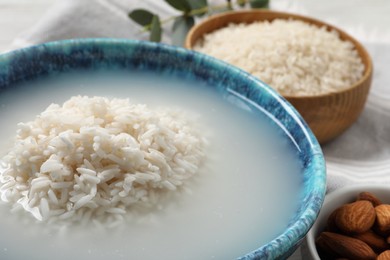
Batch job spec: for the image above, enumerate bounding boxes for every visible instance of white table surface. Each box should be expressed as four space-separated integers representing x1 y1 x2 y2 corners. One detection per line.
0 0 54 52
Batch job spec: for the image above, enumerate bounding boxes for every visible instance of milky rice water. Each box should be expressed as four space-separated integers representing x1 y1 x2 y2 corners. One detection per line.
0 71 302 260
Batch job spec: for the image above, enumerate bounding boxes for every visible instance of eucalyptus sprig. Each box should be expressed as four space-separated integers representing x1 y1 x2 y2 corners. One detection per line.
128 0 269 46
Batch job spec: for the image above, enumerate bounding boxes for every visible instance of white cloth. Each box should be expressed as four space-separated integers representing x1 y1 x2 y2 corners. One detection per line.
10 0 390 193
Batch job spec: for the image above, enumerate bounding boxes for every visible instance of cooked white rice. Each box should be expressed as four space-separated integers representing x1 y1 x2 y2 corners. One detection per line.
0 96 206 224
194 19 365 96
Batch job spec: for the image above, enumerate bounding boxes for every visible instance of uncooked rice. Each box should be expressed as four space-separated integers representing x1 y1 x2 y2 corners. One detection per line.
0 96 207 224
194 19 365 96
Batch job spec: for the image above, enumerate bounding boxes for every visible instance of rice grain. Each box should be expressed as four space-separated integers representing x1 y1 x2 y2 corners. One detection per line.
0 96 206 224
194 19 364 96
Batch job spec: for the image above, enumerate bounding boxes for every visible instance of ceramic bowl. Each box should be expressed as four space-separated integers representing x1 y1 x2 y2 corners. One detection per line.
0 39 326 259
303 184 390 259
185 10 373 144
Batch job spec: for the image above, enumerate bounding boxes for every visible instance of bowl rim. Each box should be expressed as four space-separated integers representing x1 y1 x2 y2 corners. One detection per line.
305 184 390 259
0 38 327 259
185 9 373 99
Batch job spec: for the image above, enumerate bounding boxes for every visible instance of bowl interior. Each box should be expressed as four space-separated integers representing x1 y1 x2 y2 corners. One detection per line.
305 185 390 260
0 39 326 259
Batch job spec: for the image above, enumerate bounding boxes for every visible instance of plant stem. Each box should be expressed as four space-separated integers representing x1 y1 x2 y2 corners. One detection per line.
141 0 250 33
191 2 234 15
187 6 209 16
141 14 182 32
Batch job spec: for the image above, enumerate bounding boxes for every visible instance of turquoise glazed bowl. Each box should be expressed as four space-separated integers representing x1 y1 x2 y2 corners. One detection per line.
0 39 326 259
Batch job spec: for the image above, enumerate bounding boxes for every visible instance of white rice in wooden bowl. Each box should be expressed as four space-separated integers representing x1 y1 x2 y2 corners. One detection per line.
0 96 207 225
194 19 365 96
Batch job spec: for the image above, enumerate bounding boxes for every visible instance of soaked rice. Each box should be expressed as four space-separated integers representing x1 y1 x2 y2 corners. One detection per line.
0 96 207 225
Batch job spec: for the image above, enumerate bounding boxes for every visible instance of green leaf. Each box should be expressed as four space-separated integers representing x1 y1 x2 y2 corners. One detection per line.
128 9 155 26
187 0 208 16
236 0 247 7
187 0 207 11
171 16 195 46
249 0 269 8
150 15 162 42
164 0 191 12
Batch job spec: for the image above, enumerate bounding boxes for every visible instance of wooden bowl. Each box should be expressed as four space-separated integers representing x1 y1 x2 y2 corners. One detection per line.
185 10 373 144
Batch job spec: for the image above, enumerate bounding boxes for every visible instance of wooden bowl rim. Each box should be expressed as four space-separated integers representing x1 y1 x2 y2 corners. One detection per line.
185 9 373 100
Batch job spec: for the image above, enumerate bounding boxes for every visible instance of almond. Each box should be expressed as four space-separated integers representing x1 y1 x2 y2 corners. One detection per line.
375 205 390 235
327 207 342 232
357 191 382 207
316 232 376 259
353 230 389 252
335 200 376 234
316 233 340 259
377 250 390 260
